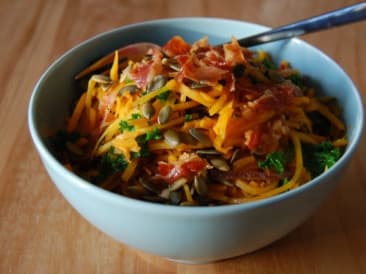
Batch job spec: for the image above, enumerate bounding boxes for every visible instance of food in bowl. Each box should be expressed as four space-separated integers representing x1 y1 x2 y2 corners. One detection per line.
49 35 347 206
29 18 363 263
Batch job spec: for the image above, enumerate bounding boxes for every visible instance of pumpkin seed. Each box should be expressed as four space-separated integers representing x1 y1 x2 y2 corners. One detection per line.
148 75 168 92
179 132 198 145
169 190 182 205
142 102 155 119
196 149 221 156
169 178 188 192
91 74 111 84
194 175 208 196
66 142 83 156
210 158 230 171
158 105 172 124
230 148 240 164
159 188 170 199
119 85 138 95
189 128 212 146
139 178 160 194
143 195 167 203
222 180 234 187
190 81 210 89
163 129 180 147
162 58 180 71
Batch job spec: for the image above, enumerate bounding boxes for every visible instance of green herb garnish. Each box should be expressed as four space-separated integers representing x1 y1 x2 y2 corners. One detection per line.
184 114 193 122
262 58 276 70
131 128 162 159
258 151 286 174
119 120 135 132
303 141 341 177
130 113 142 120
94 147 128 182
144 127 162 142
279 178 289 187
156 91 170 102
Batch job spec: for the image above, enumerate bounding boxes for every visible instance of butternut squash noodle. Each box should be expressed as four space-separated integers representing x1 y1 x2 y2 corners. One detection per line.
51 36 347 205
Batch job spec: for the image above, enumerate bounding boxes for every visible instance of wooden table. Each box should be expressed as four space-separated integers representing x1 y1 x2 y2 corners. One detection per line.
1 0 365 273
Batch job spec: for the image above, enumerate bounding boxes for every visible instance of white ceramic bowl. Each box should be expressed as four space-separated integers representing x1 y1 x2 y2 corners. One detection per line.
28 18 364 263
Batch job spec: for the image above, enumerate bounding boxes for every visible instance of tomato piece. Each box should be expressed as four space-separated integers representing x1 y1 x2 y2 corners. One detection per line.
247 129 262 150
181 158 207 174
157 162 174 177
157 157 207 183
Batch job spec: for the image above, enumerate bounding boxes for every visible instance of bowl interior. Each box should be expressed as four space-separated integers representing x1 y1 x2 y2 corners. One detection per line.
29 18 364 206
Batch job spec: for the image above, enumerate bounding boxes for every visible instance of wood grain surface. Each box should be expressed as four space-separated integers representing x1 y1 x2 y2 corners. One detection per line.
0 0 365 273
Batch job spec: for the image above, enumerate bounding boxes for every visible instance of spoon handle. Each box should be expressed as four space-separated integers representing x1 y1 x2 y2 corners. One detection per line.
237 2 366 47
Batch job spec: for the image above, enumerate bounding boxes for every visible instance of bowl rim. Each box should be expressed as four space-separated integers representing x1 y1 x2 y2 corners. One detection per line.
28 17 365 216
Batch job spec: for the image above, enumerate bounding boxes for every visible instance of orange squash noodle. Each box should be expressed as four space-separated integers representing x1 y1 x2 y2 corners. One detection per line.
51 36 347 206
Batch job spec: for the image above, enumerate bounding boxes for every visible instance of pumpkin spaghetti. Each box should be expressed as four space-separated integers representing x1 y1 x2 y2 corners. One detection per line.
50 36 347 205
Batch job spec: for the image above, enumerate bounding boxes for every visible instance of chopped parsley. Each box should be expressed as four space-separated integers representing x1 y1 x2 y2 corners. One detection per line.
144 127 162 142
130 113 142 120
131 140 150 159
303 141 341 177
258 151 286 174
262 58 276 70
156 90 170 102
279 178 289 187
184 114 193 122
94 146 128 182
130 128 162 159
119 120 135 133
287 73 304 88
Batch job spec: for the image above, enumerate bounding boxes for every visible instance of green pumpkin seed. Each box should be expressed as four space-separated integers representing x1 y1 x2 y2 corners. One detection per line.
169 178 188 192
139 178 159 194
142 102 155 119
119 85 138 95
210 158 230 171
159 188 170 199
169 190 182 205
179 132 198 145
158 105 172 124
222 180 234 187
230 148 240 164
196 149 221 156
162 58 180 71
163 129 180 147
148 75 168 92
189 128 212 146
194 175 208 196
190 81 210 89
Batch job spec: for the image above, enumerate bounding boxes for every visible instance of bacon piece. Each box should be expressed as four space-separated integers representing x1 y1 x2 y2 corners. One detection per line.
162 36 191 57
180 55 228 85
223 37 246 66
129 48 163 89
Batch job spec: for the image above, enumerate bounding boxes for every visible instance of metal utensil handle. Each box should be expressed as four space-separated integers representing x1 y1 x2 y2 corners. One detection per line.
237 2 366 47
